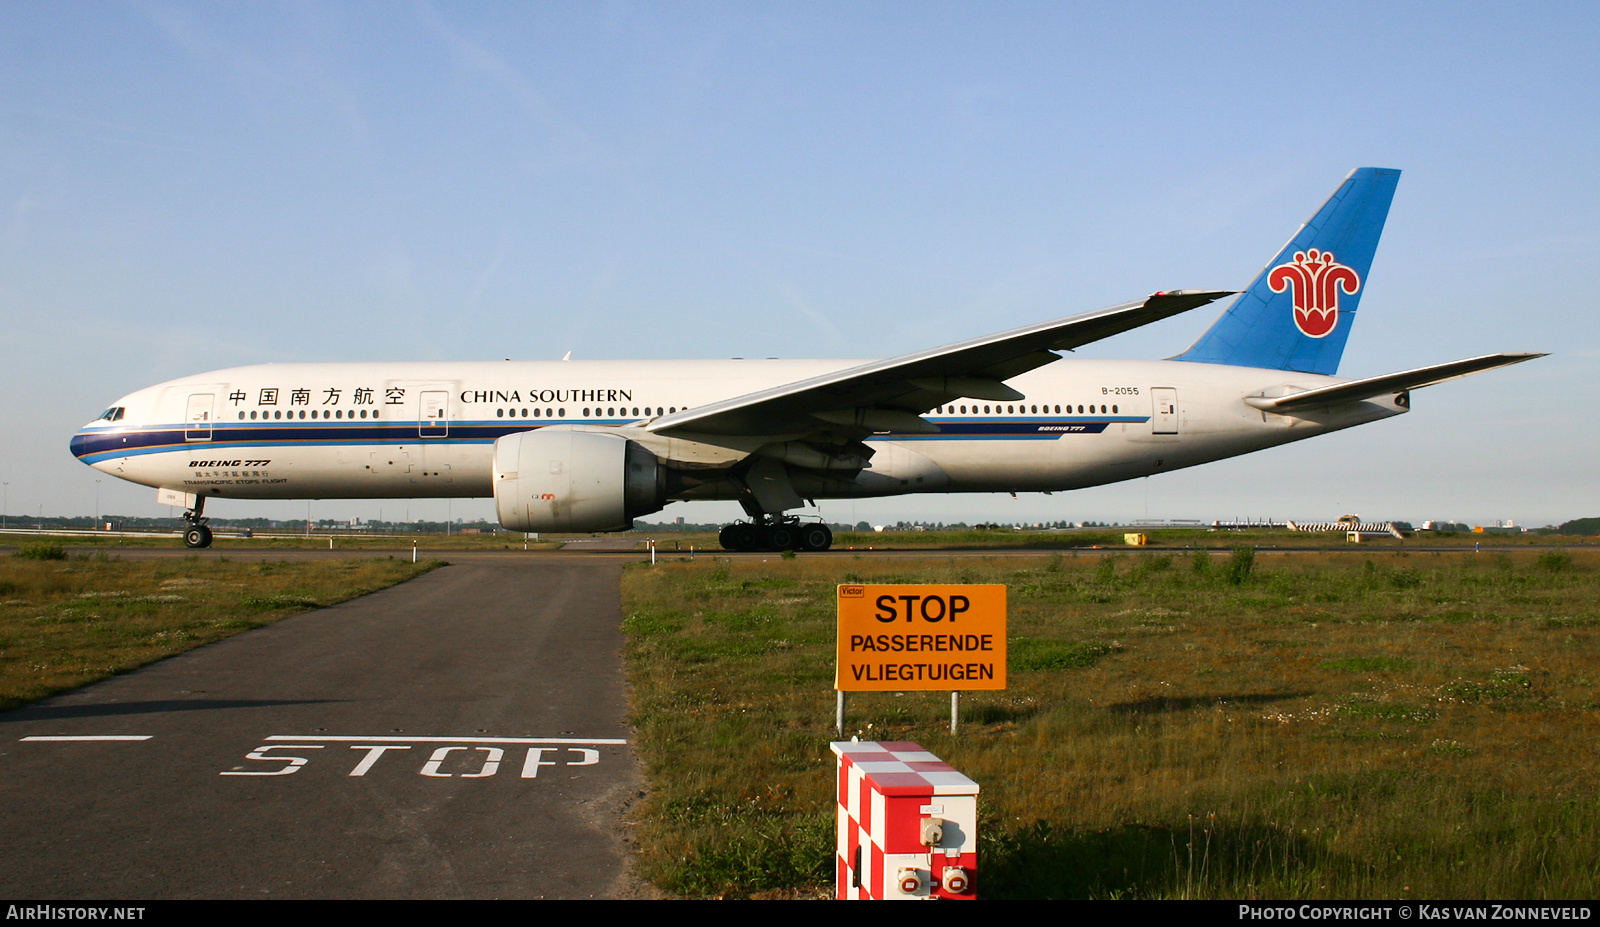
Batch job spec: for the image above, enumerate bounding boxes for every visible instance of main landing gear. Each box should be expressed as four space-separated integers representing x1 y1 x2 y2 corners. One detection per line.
181 496 213 549
718 517 832 552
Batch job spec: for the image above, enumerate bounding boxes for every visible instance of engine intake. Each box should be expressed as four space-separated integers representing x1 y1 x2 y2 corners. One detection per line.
493 429 665 532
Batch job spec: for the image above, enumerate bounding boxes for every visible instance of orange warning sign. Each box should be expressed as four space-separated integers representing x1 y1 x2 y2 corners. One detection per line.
835 585 1007 691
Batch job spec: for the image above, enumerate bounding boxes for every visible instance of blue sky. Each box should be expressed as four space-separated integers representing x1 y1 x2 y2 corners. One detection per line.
4 1 1596 528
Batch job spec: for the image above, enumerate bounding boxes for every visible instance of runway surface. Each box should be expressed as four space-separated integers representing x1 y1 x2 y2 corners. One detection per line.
0 558 645 900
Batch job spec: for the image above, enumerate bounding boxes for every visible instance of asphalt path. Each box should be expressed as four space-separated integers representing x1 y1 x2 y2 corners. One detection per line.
0 557 648 900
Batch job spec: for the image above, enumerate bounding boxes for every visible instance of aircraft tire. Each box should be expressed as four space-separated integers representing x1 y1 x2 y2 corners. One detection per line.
184 525 213 549
765 525 799 551
721 523 759 551
800 524 832 552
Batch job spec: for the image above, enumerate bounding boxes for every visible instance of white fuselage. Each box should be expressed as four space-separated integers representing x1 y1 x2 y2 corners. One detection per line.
71 357 1405 508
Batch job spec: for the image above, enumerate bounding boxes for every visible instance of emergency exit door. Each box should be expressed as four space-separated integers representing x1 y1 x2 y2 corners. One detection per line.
419 391 449 438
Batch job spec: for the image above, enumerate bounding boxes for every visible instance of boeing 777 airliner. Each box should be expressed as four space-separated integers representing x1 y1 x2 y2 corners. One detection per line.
71 169 1541 550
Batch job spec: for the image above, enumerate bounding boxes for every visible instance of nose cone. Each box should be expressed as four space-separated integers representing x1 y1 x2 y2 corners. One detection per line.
70 424 117 467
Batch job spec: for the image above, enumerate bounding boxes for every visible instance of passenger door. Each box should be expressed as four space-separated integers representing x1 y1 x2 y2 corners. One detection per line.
185 393 214 442
1151 388 1178 435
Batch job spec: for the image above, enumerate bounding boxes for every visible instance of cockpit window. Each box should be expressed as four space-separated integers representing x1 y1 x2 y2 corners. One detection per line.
99 407 125 422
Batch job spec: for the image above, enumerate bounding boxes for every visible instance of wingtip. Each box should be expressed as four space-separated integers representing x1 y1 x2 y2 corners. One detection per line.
1148 289 1238 302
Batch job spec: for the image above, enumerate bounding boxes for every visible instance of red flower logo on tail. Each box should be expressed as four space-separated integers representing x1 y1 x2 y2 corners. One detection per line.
1268 248 1360 338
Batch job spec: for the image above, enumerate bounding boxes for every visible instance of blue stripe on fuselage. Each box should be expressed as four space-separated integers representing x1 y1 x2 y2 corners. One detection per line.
71 416 1148 464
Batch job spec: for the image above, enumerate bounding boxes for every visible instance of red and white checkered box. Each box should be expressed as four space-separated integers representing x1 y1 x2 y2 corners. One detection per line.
831 740 979 900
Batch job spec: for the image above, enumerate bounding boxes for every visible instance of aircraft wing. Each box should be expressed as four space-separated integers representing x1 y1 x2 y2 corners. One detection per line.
646 289 1232 440
1246 353 1546 413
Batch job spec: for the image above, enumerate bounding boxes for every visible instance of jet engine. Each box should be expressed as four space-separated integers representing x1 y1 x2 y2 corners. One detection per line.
493 428 666 532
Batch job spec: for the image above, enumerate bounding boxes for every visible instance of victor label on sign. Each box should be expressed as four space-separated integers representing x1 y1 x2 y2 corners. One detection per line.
836 585 1006 692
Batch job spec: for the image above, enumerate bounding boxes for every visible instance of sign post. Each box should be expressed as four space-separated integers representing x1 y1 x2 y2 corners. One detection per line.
835 584 1006 734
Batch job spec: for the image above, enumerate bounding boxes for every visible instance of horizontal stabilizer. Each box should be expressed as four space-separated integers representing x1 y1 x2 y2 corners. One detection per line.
1244 353 1546 412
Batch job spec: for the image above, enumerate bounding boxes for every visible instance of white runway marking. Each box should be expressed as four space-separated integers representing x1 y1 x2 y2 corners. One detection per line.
264 734 627 745
225 736 621 778
21 735 153 741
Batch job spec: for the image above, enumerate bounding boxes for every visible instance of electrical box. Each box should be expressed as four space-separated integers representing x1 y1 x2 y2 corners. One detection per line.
832 740 978 900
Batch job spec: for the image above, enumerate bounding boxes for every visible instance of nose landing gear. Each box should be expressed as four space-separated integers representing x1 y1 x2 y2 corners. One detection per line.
181 496 213 549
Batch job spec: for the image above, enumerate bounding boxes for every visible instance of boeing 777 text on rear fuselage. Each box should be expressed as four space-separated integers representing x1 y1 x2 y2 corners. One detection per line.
71 169 1542 551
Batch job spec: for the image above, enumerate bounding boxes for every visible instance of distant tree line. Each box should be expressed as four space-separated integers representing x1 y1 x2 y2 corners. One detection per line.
1554 517 1600 536
13 513 1597 536
6 514 506 535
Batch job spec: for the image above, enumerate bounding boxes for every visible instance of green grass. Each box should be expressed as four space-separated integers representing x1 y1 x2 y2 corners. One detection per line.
13 542 68 561
621 548 1600 899
0 552 440 710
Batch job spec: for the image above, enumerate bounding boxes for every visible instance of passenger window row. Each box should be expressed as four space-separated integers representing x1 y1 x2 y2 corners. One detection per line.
222 402 1119 423
495 406 685 419
238 409 381 420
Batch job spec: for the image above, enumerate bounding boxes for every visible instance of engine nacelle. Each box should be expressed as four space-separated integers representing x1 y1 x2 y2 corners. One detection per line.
493 429 666 532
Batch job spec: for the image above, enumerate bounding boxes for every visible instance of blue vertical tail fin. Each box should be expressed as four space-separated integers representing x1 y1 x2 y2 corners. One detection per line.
1174 167 1400 375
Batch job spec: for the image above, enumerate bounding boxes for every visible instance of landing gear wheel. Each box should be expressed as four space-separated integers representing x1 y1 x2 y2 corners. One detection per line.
765 524 799 551
184 525 213 549
800 524 833 552
721 523 760 552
